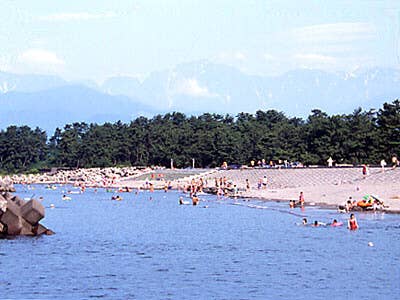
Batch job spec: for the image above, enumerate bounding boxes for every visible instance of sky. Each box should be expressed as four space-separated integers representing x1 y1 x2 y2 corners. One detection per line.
1 0 400 83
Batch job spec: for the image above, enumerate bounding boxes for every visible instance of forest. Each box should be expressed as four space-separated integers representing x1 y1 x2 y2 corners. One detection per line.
0 100 399 173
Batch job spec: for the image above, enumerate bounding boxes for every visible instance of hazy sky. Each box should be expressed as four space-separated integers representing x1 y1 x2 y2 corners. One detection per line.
1 0 400 82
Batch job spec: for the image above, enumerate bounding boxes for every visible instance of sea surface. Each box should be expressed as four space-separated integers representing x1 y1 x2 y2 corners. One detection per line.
1 185 399 299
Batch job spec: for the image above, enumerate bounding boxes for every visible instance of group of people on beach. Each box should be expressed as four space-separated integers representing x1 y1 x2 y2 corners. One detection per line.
338 195 386 213
250 159 302 169
289 191 305 208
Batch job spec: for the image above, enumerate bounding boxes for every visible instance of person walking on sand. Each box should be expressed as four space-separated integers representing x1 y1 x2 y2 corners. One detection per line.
327 156 334 167
362 164 369 177
347 213 359 230
380 159 387 172
262 175 268 189
392 155 398 169
245 179 250 192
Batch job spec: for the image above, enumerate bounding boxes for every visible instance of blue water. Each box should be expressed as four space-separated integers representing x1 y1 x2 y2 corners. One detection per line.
1 185 399 299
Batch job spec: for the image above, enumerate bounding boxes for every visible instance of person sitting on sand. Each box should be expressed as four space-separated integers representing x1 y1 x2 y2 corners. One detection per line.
346 197 353 212
348 214 359 230
163 181 168 192
338 197 353 213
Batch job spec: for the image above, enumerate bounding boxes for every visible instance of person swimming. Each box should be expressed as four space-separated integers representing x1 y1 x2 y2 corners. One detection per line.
330 219 343 227
302 218 308 225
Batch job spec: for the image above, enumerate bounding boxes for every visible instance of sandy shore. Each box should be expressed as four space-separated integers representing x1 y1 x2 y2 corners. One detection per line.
117 167 400 212
209 167 400 213
6 166 400 212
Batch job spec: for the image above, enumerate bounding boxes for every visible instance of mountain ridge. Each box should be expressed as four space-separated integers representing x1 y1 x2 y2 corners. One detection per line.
0 63 399 133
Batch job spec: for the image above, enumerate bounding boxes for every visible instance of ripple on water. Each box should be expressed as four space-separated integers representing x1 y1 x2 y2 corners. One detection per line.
3 187 400 299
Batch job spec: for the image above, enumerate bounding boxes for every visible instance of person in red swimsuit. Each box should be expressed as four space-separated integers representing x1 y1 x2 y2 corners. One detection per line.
347 213 359 230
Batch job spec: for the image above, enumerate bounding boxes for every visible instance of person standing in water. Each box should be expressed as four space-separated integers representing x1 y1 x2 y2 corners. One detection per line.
347 213 359 230
298 191 305 206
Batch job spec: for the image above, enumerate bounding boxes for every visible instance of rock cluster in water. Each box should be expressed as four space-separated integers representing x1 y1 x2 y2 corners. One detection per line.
0 183 53 237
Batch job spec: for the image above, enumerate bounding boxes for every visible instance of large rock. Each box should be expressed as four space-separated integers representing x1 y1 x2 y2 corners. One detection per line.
11 196 26 207
21 199 44 225
0 192 52 236
1 200 22 235
0 182 16 192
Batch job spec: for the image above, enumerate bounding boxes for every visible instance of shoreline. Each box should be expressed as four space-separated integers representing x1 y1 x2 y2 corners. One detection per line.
5 166 400 213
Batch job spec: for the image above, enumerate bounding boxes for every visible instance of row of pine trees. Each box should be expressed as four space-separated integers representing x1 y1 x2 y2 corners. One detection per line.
0 100 399 173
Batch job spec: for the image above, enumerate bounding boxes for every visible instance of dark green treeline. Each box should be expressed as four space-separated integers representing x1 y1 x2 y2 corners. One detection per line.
0 100 399 173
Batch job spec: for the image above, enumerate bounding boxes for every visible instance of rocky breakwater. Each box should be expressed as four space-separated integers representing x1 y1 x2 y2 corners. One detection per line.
0 183 53 237
11 166 149 187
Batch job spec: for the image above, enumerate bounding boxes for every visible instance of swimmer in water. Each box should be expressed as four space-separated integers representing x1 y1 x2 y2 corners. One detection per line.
330 219 343 227
302 218 308 225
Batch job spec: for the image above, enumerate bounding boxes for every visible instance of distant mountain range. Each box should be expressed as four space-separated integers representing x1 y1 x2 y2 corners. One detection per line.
0 84 154 134
1 62 399 133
